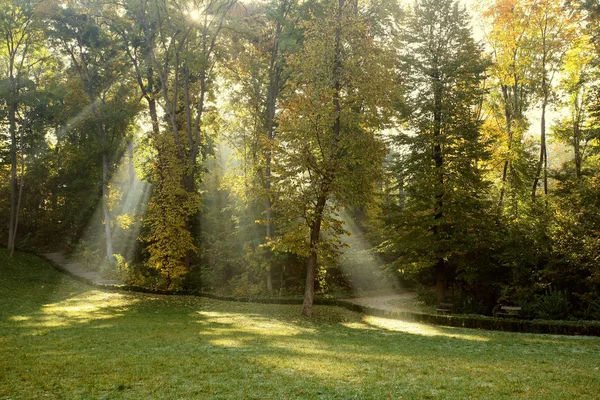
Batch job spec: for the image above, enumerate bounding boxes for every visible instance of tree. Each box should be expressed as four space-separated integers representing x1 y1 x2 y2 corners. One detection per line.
553 29 597 180
220 0 302 292
274 0 396 316
117 0 237 283
390 0 489 302
42 0 140 264
481 0 535 213
528 0 578 201
0 0 43 255
262 0 298 291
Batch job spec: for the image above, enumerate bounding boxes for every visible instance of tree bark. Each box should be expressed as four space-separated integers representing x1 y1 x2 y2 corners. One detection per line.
300 194 327 316
102 152 114 262
7 76 17 254
435 258 446 303
432 53 445 303
10 125 26 257
574 117 582 179
128 140 135 188
301 0 343 316
532 98 547 201
498 84 513 211
264 3 285 292
532 29 551 203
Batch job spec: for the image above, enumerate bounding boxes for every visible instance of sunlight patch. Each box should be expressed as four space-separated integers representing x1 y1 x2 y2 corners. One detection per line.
363 316 490 342
340 321 378 330
210 338 244 348
256 354 362 382
196 311 315 336
9 316 31 322
11 291 138 328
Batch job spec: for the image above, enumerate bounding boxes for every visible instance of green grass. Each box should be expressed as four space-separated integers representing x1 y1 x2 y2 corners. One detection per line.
1 250 600 399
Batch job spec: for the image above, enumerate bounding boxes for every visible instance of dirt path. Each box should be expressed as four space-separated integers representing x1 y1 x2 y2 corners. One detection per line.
44 252 123 286
342 292 417 312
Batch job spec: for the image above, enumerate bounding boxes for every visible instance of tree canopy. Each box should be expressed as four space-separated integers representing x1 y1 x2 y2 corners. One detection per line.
1 0 599 319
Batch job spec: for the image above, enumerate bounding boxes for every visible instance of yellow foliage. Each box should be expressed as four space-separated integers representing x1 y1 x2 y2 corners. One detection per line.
143 132 201 288
115 214 134 230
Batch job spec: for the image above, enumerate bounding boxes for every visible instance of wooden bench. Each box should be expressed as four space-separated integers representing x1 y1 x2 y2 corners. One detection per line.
436 303 453 315
496 306 522 318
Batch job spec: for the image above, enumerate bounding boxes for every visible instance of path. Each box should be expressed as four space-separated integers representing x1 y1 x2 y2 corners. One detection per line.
44 253 123 286
342 292 417 312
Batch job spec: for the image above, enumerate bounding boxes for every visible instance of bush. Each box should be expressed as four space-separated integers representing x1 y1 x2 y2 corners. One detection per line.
534 289 570 320
455 296 486 315
416 286 437 306
116 256 163 288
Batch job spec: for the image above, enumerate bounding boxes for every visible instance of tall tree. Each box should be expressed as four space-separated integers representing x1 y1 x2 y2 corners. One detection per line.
120 0 236 284
528 0 577 201
481 0 534 213
392 0 489 302
43 0 139 263
0 0 42 255
220 0 302 292
274 0 397 315
263 0 298 291
553 29 597 179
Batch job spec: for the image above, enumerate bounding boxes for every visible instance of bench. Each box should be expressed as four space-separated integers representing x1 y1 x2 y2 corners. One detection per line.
436 303 453 315
496 306 521 318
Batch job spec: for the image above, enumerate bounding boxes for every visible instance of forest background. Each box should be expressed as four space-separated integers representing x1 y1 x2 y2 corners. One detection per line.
1 0 599 318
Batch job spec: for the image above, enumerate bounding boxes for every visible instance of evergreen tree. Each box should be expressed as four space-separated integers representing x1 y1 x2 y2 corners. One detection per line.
388 0 490 302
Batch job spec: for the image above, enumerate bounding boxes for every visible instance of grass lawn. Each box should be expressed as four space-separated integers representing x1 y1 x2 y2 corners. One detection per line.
1 250 600 399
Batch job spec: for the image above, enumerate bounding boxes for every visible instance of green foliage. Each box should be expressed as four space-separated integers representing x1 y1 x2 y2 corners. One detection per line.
415 286 437 307
2 0 600 323
273 0 395 262
534 289 571 320
114 253 161 288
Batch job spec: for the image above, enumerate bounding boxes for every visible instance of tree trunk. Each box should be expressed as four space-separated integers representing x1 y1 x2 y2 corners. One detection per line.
279 265 286 296
301 245 318 316
498 160 509 209
532 99 547 201
498 84 513 211
128 140 135 188
435 258 446 303
398 173 405 210
266 268 273 293
574 121 582 179
301 194 327 317
7 82 17 254
264 9 284 292
432 54 445 303
102 152 114 262
148 98 160 137
10 127 26 257
301 0 343 316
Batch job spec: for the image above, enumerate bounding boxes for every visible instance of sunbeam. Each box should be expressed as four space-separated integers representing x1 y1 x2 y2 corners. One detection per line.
71 141 150 276
337 209 399 295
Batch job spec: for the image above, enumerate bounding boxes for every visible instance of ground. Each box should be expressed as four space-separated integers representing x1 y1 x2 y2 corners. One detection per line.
1 249 600 399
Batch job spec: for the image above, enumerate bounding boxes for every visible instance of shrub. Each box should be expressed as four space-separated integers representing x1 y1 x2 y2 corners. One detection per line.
534 289 571 320
416 286 437 306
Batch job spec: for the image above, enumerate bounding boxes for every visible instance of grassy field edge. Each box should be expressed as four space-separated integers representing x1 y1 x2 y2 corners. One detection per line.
30 251 600 337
